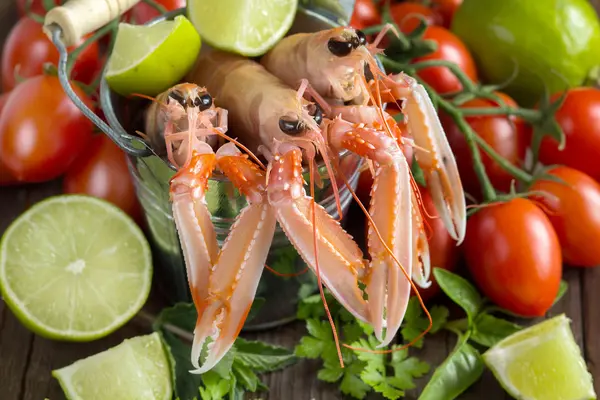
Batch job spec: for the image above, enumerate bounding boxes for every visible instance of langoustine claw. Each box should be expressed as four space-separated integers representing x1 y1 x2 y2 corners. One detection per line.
149 84 277 373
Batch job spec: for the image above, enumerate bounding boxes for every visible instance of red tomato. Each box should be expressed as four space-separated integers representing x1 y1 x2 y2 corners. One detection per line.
464 198 562 316
530 167 600 268
128 0 187 24
429 0 462 28
412 26 478 94
538 88 600 182
2 17 101 91
414 185 460 302
63 135 142 223
441 92 528 198
390 2 442 33
17 0 60 17
0 75 94 182
0 92 18 186
349 0 381 30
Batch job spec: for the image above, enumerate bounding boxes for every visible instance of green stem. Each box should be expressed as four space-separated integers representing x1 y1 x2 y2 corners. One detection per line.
409 60 478 93
439 101 497 201
66 20 118 77
460 107 540 122
142 0 168 14
471 135 534 185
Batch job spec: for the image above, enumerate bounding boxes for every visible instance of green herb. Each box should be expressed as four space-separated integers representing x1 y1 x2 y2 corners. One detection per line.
419 268 569 399
153 302 297 400
295 292 449 399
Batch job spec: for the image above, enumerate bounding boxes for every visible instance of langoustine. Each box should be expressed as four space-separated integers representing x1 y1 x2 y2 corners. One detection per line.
186 49 424 354
144 83 277 374
260 26 467 245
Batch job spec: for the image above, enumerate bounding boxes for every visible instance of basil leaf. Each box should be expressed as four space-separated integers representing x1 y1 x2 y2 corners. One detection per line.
433 268 483 322
234 338 297 373
471 314 522 348
418 337 484 400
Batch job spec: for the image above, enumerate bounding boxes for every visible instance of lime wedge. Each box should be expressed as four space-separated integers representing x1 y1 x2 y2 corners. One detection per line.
0 195 152 341
187 0 297 57
53 332 172 400
105 15 201 96
483 314 596 400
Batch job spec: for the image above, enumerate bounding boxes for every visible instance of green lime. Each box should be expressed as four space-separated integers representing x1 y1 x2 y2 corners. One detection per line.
105 15 201 96
0 195 152 341
452 0 600 106
187 0 297 57
53 332 172 400
483 314 596 400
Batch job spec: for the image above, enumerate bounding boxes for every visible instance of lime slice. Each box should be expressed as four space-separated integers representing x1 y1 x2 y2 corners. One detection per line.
483 314 596 400
0 195 152 341
105 15 201 96
187 0 297 57
53 332 172 400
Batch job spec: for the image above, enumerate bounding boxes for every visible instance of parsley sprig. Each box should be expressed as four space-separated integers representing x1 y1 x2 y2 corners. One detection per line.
295 268 568 400
295 292 448 399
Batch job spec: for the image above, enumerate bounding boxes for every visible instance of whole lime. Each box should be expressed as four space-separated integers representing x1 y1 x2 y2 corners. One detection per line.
451 0 600 106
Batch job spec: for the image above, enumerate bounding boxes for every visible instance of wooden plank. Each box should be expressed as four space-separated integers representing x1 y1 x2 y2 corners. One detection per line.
583 267 600 395
0 184 32 400
548 269 584 349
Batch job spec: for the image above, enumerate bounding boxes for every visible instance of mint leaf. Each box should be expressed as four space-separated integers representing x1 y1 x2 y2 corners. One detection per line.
433 268 482 322
199 371 232 400
471 314 522 348
231 360 259 392
153 302 197 332
234 338 297 373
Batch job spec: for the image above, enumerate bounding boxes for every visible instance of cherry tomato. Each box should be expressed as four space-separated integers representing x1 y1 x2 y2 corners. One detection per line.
429 0 462 28
390 2 442 33
2 17 101 91
349 0 382 30
441 92 528 197
538 88 600 182
128 0 187 24
464 198 562 316
17 0 60 17
63 135 143 223
414 185 460 302
0 75 94 182
412 26 478 95
0 92 18 186
530 166 600 268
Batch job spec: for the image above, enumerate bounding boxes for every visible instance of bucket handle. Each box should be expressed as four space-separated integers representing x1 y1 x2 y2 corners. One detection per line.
43 0 141 46
43 0 153 158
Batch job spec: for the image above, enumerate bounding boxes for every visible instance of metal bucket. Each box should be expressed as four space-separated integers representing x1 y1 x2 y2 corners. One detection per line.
97 7 365 330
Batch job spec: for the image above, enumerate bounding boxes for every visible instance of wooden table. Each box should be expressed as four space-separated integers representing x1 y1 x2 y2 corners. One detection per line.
1 1 600 399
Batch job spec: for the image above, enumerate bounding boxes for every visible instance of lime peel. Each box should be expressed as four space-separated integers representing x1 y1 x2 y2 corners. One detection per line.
483 314 596 400
0 195 152 341
187 0 297 57
53 332 172 400
105 15 201 96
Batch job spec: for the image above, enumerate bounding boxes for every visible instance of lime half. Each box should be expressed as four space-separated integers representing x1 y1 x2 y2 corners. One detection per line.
53 332 172 400
187 0 297 57
0 195 152 341
483 314 596 400
105 15 201 96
